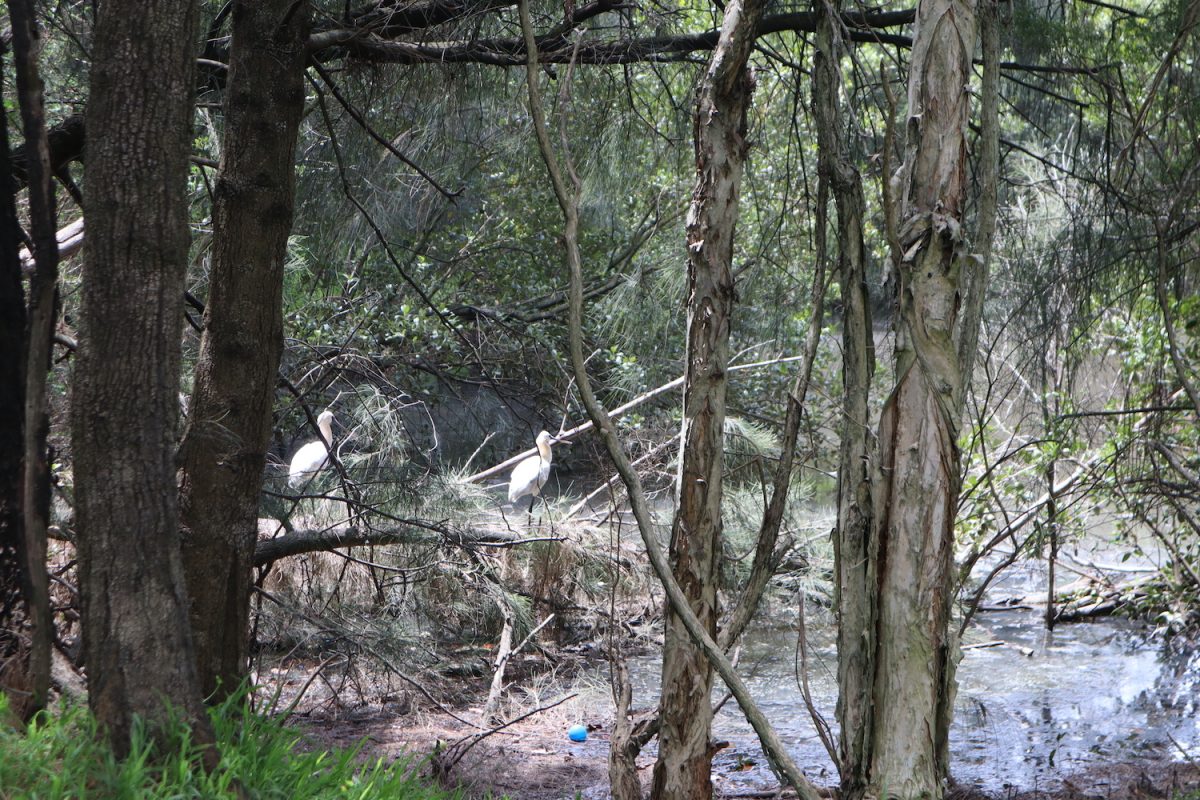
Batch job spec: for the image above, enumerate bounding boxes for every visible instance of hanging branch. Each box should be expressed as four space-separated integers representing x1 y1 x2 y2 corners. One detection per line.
310 60 460 199
517 0 820 796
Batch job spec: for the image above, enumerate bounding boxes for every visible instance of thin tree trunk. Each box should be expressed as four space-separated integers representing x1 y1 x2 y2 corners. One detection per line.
1044 458 1059 629
73 0 215 757
179 0 310 703
958 0 999 381
651 2 764 796
813 0 877 795
608 657 643 800
518 2 819 796
10 0 59 721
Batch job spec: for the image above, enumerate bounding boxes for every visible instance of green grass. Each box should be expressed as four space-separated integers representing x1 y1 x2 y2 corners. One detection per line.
0 692 461 800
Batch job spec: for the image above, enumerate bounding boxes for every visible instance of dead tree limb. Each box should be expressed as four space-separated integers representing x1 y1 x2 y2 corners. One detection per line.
253 520 534 566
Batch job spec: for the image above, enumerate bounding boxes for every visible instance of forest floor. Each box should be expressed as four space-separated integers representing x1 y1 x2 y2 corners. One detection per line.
271 653 1200 800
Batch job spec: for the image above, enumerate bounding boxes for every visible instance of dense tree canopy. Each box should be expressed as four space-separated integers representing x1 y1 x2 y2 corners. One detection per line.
1 0 1197 796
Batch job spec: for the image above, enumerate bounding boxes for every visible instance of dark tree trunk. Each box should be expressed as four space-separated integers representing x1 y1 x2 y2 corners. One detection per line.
651 1 764 797
73 0 215 756
179 0 310 703
0 48 31 717
10 0 60 721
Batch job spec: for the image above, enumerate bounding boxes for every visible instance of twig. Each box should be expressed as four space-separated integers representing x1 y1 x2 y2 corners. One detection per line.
795 595 837 764
436 693 576 775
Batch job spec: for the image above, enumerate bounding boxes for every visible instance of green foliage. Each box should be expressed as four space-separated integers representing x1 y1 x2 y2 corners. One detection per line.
720 471 826 595
0 692 461 800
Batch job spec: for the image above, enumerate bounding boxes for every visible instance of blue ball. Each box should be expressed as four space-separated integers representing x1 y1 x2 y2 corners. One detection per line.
567 724 588 742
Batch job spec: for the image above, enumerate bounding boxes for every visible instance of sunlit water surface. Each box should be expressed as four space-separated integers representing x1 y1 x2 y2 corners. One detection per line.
623 598 1199 794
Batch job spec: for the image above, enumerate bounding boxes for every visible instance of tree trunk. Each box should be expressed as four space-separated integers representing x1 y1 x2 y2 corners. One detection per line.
179 0 310 703
520 1 818 793
651 1 763 797
0 50 31 717
73 0 215 757
862 0 977 795
10 0 59 721
812 0 877 796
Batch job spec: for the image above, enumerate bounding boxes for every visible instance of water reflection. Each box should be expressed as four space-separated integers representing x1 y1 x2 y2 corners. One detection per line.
625 610 1200 793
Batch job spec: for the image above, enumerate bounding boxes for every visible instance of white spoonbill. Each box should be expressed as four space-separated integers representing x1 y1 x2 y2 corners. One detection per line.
508 430 558 516
288 409 335 488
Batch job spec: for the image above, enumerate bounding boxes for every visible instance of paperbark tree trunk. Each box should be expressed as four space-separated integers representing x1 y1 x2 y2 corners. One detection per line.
73 0 215 756
828 0 993 795
864 0 977 795
179 0 310 703
651 1 764 797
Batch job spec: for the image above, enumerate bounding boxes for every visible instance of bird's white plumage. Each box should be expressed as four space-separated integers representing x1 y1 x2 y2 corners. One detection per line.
508 430 555 506
288 410 335 487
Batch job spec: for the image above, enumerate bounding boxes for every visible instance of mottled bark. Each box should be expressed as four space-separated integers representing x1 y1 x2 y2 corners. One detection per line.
179 0 310 703
10 0 59 720
651 2 763 797
865 0 977 794
813 0 877 795
73 0 214 756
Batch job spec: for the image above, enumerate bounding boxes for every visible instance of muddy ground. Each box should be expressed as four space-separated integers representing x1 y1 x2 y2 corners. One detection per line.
273 659 1200 800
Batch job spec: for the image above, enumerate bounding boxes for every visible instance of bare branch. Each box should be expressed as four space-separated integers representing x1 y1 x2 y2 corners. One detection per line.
253 520 532 565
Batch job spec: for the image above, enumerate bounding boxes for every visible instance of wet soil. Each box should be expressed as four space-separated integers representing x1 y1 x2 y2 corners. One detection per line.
275 651 1200 800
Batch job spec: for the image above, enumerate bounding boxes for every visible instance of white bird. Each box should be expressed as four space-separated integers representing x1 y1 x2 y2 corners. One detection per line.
508 430 557 517
288 410 335 488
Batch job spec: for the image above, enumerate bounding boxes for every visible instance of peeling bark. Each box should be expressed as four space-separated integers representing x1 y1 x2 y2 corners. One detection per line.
651 2 764 797
827 0 988 794
864 0 977 795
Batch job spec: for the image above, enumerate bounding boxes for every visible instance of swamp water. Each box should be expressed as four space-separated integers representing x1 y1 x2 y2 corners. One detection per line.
620 588 1199 794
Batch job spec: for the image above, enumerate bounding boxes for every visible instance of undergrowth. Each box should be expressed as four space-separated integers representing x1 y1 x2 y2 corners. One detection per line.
0 691 461 799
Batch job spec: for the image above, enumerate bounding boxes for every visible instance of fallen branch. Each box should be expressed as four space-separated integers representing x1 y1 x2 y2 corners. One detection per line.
19 217 84 274
481 601 514 726
464 353 811 485
481 611 556 726
253 520 542 566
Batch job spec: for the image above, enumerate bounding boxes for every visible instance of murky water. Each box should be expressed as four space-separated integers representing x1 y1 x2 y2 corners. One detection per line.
625 605 1200 794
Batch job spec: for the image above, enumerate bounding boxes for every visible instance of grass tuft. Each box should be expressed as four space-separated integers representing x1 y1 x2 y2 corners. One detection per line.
0 690 462 799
